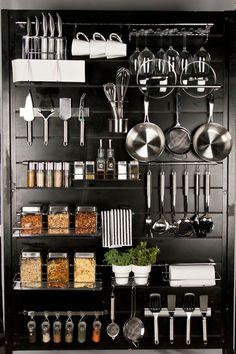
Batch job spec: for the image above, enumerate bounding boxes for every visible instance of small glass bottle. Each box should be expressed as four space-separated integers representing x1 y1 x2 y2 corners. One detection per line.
96 139 105 179
106 139 115 180
78 319 87 343
85 161 95 180
65 317 74 343
27 162 36 188
92 318 102 343
36 162 45 187
45 162 54 188
129 160 139 180
54 162 62 187
41 318 51 343
53 315 62 344
63 162 71 187
27 318 37 343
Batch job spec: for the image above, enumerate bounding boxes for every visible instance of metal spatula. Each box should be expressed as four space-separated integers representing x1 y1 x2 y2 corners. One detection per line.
200 294 208 345
59 98 71 146
24 90 35 146
167 294 176 344
149 293 162 345
183 292 195 345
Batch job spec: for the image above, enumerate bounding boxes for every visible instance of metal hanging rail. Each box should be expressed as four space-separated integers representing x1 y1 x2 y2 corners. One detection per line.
22 310 108 317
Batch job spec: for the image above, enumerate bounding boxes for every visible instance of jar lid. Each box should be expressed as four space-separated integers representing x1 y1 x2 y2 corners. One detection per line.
74 161 84 167
74 252 95 259
21 251 41 258
76 206 97 212
48 252 68 259
37 162 45 170
85 161 95 165
54 162 62 170
63 162 70 170
28 161 36 169
46 162 54 170
129 160 139 166
21 205 42 214
48 205 69 213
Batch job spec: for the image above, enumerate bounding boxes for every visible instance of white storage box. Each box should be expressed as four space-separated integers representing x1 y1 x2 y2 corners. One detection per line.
12 59 85 83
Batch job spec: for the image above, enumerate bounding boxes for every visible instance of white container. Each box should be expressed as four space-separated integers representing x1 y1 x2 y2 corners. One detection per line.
12 59 85 83
132 264 151 285
112 264 131 285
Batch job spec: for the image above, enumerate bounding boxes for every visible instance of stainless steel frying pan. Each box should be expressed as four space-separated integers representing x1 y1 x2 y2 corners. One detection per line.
193 94 232 162
125 96 165 162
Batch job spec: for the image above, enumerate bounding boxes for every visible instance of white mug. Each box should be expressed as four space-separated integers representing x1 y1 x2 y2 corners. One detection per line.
90 32 106 58
71 32 90 56
106 33 127 59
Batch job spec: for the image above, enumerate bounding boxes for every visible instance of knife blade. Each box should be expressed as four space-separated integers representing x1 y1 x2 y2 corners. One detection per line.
33 16 40 59
55 13 64 59
48 13 55 59
22 17 31 59
41 12 48 59
24 90 35 145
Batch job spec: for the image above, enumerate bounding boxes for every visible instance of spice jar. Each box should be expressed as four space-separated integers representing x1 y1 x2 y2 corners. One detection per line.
65 316 74 343
41 316 51 343
63 162 71 188
47 251 69 288
48 205 70 234
54 162 63 187
36 162 45 187
45 162 54 188
27 162 36 188
74 252 96 288
53 315 62 344
20 250 42 288
85 161 95 180
20 205 43 236
78 319 87 343
129 160 139 180
74 161 84 180
75 206 97 235
27 318 37 343
92 318 102 343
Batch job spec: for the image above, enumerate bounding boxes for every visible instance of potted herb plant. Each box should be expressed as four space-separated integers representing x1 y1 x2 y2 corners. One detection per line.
104 248 132 285
129 241 160 285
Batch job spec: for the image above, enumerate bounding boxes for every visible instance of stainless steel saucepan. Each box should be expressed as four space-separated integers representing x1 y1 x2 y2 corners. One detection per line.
125 96 165 162
193 94 232 161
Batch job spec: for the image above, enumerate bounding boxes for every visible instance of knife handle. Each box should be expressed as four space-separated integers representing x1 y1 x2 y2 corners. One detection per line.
203 317 207 345
27 121 32 146
41 37 48 59
48 37 55 59
170 316 174 344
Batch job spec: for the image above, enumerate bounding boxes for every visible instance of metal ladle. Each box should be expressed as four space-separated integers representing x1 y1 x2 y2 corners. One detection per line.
177 169 195 237
152 170 170 234
106 286 120 340
199 168 214 234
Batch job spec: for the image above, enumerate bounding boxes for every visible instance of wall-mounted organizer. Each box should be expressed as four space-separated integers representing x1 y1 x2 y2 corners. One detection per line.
1 8 235 354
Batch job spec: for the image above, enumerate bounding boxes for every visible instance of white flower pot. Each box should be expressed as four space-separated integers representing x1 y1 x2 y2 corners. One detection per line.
132 264 151 285
112 264 132 285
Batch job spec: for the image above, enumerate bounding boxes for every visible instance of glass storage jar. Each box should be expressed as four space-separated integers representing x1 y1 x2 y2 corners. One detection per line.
75 206 97 235
47 251 69 288
20 205 43 236
48 205 70 234
74 252 96 288
20 250 42 288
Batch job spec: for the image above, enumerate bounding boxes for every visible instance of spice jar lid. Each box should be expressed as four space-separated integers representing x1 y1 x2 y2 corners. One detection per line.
85 161 95 165
74 161 84 167
46 162 54 170
74 252 95 259
21 251 41 258
54 162 62 170
75 206 97 213
63 162 70 171
28 162 36 169
129 160 139 166
48 252 68 259
37 162 45 170
21 205 42 214
48 205 69 213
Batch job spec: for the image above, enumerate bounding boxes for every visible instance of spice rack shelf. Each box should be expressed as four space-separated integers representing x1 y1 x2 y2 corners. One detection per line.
13 273 103 291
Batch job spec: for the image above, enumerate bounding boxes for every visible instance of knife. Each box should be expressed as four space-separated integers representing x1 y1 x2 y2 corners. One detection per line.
22 17 31 59
24 90 35 145
200 295 208 345
48 13 55 59
55 13 64 60
41 12 48 59
33 16 40 59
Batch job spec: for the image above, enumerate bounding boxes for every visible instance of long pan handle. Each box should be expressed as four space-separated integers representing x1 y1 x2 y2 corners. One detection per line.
171 171 176 221
205 169 210 213
147 169 151 209
183 170 189 217
160 171 165 215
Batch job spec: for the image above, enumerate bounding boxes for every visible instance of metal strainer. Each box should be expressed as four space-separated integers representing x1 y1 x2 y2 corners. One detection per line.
106 286 120 340
123 284 145 347
165 91 191 156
